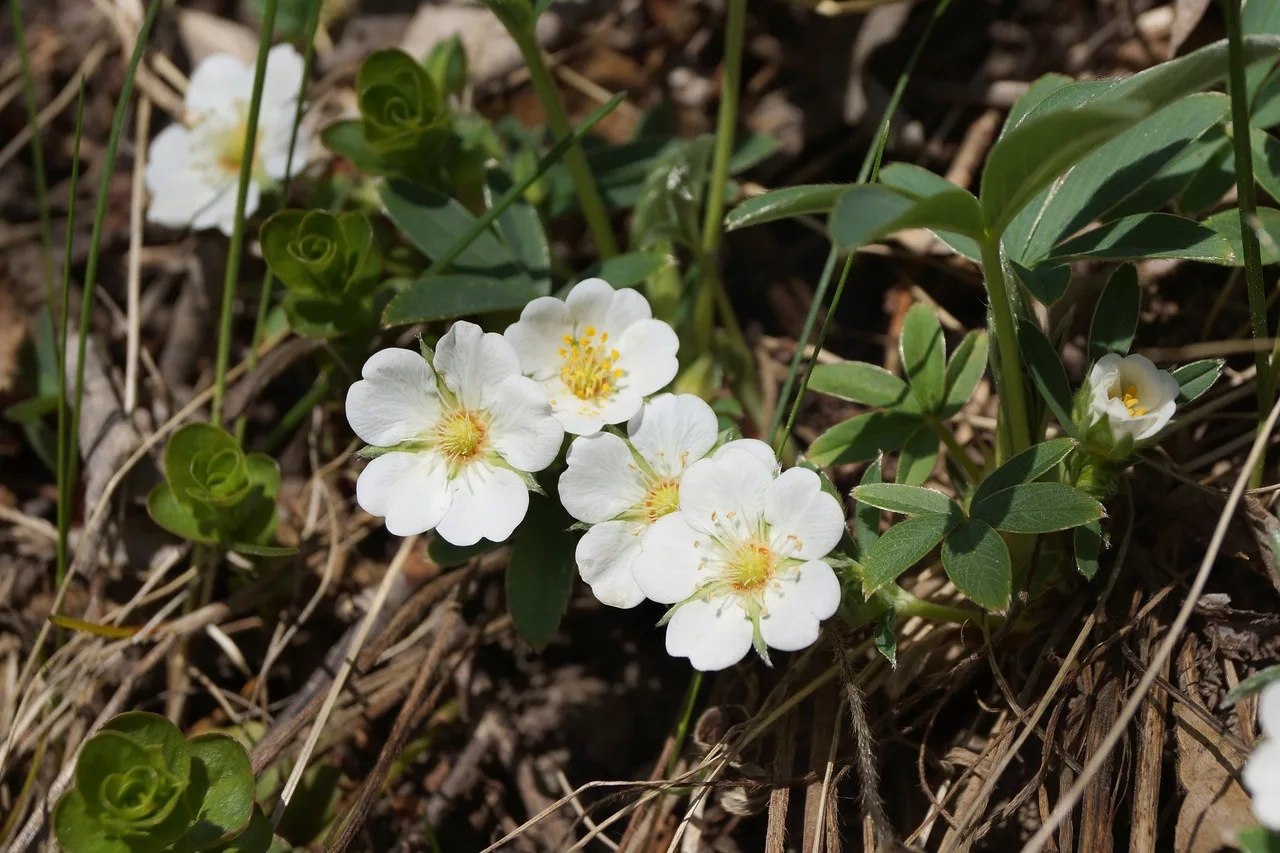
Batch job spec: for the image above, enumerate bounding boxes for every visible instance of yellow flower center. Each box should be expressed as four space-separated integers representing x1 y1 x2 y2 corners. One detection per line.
642 478 680 523
1110 383 1147 417
558 325 622 401
434 409 490 464
213 116 261 177
728 538 777 592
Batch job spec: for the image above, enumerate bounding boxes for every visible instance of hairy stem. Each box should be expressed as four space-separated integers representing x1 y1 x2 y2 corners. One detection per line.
979 236 1032 460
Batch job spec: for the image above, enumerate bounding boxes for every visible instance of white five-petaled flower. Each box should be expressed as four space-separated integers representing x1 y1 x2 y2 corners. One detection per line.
146 44 307 235
504 278 679 435
1086 353 1179 443
558 394 722 609
1244 680 1280 831
631 442 846 671
346 323 564 546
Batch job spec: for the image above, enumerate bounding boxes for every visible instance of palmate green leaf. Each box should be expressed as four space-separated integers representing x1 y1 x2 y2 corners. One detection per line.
171 735 255 852
808 361 914 409
972 437 1076 507
1046 213 1235 264
876 163 983 259
896 425 939 486
852 482 958 517
1012 261 1071 306
1017 320 1075 434
941 519 1012 610
853 459 883 557
507 495 576 649
807 411 922 466
829 184 984 250
724 184 848 231
862 513 958 595
1088 264 1141 361
941 330 988 418
1074 519 1103 580
577 251 670 290
971 482 1103 534
1171 358 1224 403
900 303 946 411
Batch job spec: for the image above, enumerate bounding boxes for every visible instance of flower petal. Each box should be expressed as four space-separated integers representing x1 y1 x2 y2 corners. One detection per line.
191 178 260 236
1261 682 1280 737
664 597 754 671
186 54 252 116
633 514 706 604
435 463 529 546
759 560 841 651
261 44 305 113
356 451 450 536
558 432 647 523
563 278 628 331
504 296 572 380
678 444 777 537
434 321 521 409
346 348 440 447
1244 740 1280 830
575 520 646 608
765 467 846 560
487 376 563 473
628 394 719 477
614 319 678 398
145 125 226 229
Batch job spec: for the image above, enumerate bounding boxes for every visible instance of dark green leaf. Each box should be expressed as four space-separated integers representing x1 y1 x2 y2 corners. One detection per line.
1236 827 1280 853
209 807 275 853
941 519 1011 610
506 495 576 649
808 361 913 409
873 608 897 669
877 163 984 259
852 483 958 517
1178 137 1235 215
1222 663 1280 707
147 485 217 545
320 120 385 174
1103 133 1226 220
1088 264 1141 361
1074 519 1103 580
941 331 989 418
1171 358 1223 403
630 136 714 250
999 72 1075 137
900 303 947 411
808 411 923 466
971 482 1103 533
853 459 883 556
383 272 547 324
171 735 255 852
1251 127 1280 202
485 169 551 291
1012 262 1071 306
1048 213 1235 263
1018 320 1076 434
830 184 984 250
862 513 958 595
1201 206 1280 265
896 425 939 486
724 184 848 231
972 437 1076 508
576 251 671 290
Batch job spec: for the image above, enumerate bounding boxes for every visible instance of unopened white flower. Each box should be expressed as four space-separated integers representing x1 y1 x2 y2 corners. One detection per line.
1244 681 1280 831
632 443 846 671
558 394 727 609
146 44 308 235
346 322 564 546
504 278 679 435
1086 353 1178 443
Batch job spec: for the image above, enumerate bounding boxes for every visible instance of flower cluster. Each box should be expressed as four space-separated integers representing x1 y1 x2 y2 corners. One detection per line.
346 279 846 669
1245 681 1280 832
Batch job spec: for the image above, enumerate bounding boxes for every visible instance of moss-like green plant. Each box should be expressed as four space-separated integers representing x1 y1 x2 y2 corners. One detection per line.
53 712 264 853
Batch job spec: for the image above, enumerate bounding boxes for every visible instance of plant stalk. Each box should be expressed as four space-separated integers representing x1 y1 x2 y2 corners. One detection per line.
979 236 1032 460
700 0 746 260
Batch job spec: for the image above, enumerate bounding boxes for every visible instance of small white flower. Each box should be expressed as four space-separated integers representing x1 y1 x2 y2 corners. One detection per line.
632 443 846 671
558 394 724 609
1244 681 1280 831
346 322 564 546
145 44 308 235
504 278 679 435
1086 353 1179 443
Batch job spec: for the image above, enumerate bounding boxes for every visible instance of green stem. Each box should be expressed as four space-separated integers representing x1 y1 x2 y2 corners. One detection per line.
979 236 1031 460
699 0 746 260
890 585 981 625
212 0 279 425
664 671 703 778
512 35 617 258
931 416 982 482
1224 0 1273 488
769 247 838 440
261 369 333 454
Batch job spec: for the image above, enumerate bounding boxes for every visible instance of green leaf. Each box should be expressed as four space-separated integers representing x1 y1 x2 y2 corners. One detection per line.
484 169 551 291
1088 264 1141 361
808 361 913 409
1104 35 1280 108
1018 320 1076 433
1201 206 1280 265
873 609 897 669
1103 133 1226 220
1178 137 1235 215
209 807 275 853
830 183 984 250
227 542 298 558
900 303 946 411
862 513 958 595
941 331 989 418
941 519 1011 610
384 272 547 324
853 459 883 556
1171 358 1223 403
896 425 939 486
171 735 255 852
877 163 983 259
1047 213 1235 263
971 482 1103 533
630 135 714 250
163 423 241 511
1011 262 1071 306
102 711 190 779
54 789 131 853
999 72 1076 136
148 484 218 545
981 101 1143 234
576 251 671 291
972 437 1076 508
808 411 923 466
724 184 847 231
320 120 385 174
1074 519 1103 580
506 495 576 649
1237 827 1280 853
1250 127 1280 202
852 482 958 517
1222 663 1280 707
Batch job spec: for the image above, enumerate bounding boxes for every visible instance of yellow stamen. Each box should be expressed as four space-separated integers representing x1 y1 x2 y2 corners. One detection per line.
559 326 623 401
434 409 490 464
1111 382 1147 416
642 478 680 523
729 538 777 592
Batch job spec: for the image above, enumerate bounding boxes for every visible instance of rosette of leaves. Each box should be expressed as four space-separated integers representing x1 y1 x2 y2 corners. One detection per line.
53 711 265 853
260 209 381 338
805 303 989 485
147 423 284 554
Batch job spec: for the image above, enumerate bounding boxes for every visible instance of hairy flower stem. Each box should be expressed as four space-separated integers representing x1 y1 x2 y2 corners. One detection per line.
979 236 1032 461
1223 0 1272 487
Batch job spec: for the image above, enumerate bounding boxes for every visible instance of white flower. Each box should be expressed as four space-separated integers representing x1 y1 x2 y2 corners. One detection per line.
1086 353 1179 443
632 442 846 671
346 322 564 546
558 394 723 609
504 278 679 435
1244 681 1280 831
145 44 308 235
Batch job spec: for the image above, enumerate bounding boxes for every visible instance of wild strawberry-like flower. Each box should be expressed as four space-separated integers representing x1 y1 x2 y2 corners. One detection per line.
558 394 728 609
346 323 564 546
503 278 679 435
1244 680 1280 831
145 44 307 235
632 442 846 671
1086 353 1179 443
